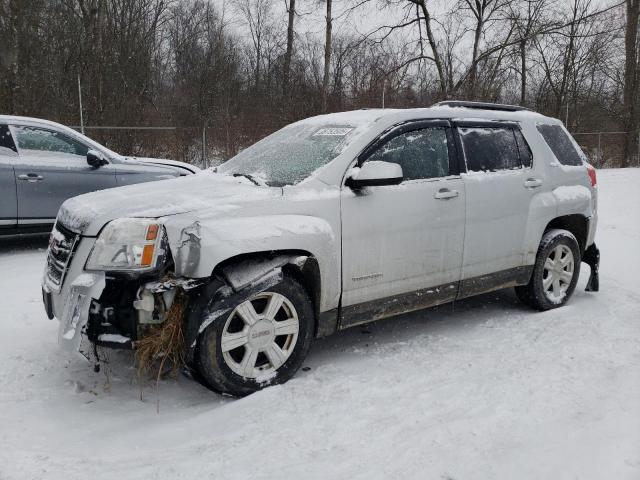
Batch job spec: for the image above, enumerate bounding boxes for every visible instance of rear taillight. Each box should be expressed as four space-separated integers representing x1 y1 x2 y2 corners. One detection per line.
587 164 597 186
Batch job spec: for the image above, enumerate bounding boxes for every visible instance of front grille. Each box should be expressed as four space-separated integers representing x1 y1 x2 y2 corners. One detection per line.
45 223 79 290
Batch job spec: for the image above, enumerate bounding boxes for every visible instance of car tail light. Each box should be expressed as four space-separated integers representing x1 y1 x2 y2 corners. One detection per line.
586 164 597 186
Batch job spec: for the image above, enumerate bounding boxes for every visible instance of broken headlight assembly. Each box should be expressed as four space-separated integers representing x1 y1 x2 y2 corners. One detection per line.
86 218 168 272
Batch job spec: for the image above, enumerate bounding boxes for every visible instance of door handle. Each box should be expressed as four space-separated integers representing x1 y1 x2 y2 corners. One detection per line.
524 178 543 188
18 173 44 183
434 188 459 200
18 174 44 182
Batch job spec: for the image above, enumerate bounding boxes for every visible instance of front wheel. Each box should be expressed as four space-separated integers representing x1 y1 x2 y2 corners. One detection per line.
515 229 581 311
195 275 315 396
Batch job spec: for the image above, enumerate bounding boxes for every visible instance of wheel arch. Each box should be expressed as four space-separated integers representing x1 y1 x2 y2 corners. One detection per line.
543 214 588 255
183 249 325 366
210 249 323 325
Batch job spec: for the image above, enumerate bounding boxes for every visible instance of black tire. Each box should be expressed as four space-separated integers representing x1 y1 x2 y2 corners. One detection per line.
515 229 581 311
195 274 315 396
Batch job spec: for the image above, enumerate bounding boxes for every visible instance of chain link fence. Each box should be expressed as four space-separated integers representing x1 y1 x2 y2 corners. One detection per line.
74 125 640 170
73 126 235 169
572 131 640 168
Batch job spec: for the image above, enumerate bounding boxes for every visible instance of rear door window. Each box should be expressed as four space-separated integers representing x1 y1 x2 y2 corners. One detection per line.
536 124 583 166
459 126 520 172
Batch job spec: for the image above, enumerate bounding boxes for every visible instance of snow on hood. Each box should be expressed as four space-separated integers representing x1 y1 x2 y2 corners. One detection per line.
57 171 282 235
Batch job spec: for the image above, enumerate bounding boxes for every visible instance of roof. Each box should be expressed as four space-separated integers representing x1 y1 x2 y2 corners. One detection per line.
0 114 79 132
295 105 555 131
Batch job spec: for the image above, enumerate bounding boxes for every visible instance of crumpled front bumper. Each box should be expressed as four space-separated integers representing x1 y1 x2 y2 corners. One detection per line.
54 273 105 353
42 237 107 356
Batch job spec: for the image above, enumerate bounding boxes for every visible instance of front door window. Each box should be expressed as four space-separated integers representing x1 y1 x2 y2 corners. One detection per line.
13 126 89 159
365 127 450 181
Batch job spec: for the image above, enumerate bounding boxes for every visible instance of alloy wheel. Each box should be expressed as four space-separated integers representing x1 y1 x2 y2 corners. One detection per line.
220 292 299 379
542 244 575 303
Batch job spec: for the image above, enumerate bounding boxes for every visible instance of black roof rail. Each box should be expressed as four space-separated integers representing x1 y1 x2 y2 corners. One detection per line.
432 100 530 112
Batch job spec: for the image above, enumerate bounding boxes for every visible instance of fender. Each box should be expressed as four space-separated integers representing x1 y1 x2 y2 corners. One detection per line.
522 184 595 266
163 214 341 313
553 184 593 218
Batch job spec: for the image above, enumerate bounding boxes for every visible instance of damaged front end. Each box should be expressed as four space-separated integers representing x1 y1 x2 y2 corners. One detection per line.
44 213 315 378
86 274 204 351
44 218 206 364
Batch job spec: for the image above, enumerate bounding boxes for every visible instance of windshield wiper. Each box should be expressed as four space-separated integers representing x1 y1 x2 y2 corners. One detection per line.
232 173 262 186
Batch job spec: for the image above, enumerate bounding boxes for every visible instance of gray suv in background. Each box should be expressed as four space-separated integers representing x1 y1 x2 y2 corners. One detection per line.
0 115 199 235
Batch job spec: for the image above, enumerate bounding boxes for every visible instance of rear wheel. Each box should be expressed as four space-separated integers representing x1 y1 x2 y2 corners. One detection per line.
515 229 581 311
196 275 315 396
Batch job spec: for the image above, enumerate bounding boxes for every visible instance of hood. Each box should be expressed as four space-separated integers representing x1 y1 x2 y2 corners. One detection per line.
126 157 201 174
57 172 282 235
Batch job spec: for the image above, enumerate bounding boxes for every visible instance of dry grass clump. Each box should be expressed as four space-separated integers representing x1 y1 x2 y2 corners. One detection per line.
134 291 187 383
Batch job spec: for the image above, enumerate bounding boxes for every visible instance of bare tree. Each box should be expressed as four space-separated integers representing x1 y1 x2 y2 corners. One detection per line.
412 0 448 97
508 0 549 105
322 0 332 112
283 0 296 95
533 0 617 120
622 0 639 166
459 0 513 98
234 0 276 90
0 0 631 167
0 0 19 112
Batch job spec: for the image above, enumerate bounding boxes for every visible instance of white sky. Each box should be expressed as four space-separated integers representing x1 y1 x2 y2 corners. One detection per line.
215 0 618 47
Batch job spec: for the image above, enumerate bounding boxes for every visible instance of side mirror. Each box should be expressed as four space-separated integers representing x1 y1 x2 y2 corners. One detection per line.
87 149 108 168
346 161 403 188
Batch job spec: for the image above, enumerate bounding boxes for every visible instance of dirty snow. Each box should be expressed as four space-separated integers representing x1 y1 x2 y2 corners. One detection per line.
0 168 639 479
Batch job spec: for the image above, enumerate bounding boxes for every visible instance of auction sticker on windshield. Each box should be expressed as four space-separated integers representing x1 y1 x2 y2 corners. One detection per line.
313 127 353 136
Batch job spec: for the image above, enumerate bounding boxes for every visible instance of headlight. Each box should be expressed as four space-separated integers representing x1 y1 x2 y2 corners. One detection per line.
86 218 167 272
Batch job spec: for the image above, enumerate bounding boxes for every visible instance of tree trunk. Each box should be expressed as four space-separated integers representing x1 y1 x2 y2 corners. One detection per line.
283 0 295 96
321 0 332 112
78 0 105 122
520 39 527 105
623 0 639 168
418 0 447 98
468 18 483 99
4 0 21 113
95 0 104 119
555 1 581 120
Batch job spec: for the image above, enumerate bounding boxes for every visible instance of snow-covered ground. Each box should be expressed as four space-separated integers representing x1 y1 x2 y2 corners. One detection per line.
1 169 639 480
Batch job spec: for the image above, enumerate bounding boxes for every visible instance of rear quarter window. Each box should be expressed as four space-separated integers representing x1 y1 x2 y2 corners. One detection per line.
536 124 583 166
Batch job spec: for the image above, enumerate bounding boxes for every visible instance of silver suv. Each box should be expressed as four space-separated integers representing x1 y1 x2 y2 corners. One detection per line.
42 101 600 396
0 115 198 235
